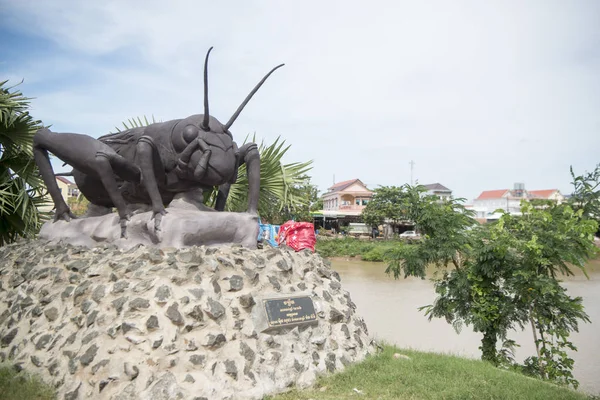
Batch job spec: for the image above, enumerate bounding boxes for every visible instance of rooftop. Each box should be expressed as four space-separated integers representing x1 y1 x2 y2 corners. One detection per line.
327 179 370 193
56 176 74 185
476 189 509 200
422 183 451 192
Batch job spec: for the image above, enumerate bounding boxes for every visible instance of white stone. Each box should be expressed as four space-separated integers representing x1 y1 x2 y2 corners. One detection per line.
0 241 373 400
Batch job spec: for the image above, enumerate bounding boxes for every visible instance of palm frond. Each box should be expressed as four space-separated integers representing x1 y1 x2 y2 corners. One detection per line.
225 135 313 216
0 80 49 245
114 115 159 132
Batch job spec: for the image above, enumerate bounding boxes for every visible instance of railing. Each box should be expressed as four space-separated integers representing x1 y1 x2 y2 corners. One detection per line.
338 205 366 211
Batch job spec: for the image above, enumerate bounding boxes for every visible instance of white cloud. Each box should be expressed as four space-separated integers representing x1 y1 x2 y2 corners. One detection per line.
1 0 599 199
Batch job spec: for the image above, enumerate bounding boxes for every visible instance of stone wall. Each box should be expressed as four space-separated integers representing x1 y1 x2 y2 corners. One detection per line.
0 240 372 399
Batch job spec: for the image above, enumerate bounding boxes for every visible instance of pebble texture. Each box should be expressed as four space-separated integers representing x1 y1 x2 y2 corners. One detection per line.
0 240 372 400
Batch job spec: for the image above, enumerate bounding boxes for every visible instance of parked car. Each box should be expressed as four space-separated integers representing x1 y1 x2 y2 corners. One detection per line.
399 230 420 239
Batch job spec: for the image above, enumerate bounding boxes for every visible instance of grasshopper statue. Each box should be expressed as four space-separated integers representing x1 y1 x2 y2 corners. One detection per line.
34 48 284 238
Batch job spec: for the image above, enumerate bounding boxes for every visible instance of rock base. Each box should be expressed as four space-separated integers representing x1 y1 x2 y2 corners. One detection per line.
39 207 260 250
0 240 372 400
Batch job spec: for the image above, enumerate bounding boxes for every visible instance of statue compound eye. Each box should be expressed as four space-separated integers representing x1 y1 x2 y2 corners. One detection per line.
183 125 199 143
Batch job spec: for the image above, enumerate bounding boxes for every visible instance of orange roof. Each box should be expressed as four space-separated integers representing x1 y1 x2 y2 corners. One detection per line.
56 176 74 185
528 189 558 199
476 189 509 200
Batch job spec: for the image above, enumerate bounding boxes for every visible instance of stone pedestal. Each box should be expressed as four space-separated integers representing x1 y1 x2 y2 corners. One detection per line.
0 241 372 400
39 208 260 250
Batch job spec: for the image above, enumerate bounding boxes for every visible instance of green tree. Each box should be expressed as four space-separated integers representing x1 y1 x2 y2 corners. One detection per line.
377 181 598 387
0 81 49 245
569 163 600 234
422 202 598 387
362 186 412 231
381 184 477 277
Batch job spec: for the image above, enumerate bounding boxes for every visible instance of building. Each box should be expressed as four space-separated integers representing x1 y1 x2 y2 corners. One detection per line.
312 179 373 230
473 183 564 220
422 183 452 201
322 179 373 216
39 176 80 212
528 189 564 202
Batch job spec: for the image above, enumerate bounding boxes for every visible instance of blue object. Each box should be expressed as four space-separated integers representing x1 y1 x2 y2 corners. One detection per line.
258 223 280 247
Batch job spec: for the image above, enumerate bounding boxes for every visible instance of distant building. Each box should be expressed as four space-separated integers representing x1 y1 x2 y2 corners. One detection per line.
528 189 564 202
473 183 564 220
322 179 373 217
422 183 452 201
39 176 79 212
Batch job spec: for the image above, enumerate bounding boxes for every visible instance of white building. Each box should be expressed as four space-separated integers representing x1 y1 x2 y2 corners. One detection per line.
473 184 564 220
422 183 452 201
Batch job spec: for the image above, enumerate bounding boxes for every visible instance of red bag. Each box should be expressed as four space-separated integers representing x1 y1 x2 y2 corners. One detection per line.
277 221 316 252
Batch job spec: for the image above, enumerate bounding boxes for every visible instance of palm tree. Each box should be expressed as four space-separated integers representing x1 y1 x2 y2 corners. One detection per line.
215 134 313 219
0 81 49 245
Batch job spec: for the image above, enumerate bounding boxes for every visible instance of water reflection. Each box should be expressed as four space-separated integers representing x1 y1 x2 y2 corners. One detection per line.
332 258 600 395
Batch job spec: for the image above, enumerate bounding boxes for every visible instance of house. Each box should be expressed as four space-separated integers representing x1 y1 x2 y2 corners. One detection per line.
39 176 80 212
473 183 564 220
528 189 564 202
56 176 79 199
312 179 374 231
422 183 452 201
322 179 373 217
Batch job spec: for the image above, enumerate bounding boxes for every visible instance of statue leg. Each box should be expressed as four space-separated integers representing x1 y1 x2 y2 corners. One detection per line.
215 183 231 211
215 142 239 211
33 132 76 222
193 139 212 179
238 142 260 214
94 152 131 238
173 137 211 180
136 136 167 231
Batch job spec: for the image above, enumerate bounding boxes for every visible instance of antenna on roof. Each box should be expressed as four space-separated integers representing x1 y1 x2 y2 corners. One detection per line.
333 174 335 185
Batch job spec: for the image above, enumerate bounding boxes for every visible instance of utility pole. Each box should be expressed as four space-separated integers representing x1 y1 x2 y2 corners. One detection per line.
409 160 415 185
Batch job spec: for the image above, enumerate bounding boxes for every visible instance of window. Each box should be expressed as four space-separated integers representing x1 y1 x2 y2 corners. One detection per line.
355 198 361 205
362 199 369 205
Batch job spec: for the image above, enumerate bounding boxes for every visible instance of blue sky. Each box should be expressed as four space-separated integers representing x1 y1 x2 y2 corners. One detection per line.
1 0 599 201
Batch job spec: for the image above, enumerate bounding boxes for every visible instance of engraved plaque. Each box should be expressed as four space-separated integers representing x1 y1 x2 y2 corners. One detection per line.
263 296 317 329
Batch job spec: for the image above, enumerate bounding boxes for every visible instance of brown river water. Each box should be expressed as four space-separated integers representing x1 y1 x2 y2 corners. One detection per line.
331 258 600 395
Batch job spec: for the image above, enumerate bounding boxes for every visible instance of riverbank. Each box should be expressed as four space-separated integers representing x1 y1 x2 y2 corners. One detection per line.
316 237 398 261
268 345 595 400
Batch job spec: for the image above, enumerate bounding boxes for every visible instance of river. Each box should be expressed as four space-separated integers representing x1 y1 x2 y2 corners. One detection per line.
331 258 600 395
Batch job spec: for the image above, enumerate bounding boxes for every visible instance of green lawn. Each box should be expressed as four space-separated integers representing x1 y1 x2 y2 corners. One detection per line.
0 365 55 400
1 347 596 400
268 346 594 400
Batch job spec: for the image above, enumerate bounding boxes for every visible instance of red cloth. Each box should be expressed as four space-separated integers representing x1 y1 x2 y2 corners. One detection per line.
277 221 316 252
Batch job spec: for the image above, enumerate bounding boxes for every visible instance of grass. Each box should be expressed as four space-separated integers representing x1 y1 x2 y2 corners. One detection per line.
0 364 55 400
267 345 594 400
0 347 595 400
316 237 402 261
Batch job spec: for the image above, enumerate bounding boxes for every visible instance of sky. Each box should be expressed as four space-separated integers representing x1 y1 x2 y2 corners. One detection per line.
1 0 599 202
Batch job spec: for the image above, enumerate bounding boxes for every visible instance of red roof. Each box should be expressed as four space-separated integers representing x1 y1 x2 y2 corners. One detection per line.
528 189 558 199
476 189 509 200
56 176 74 185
